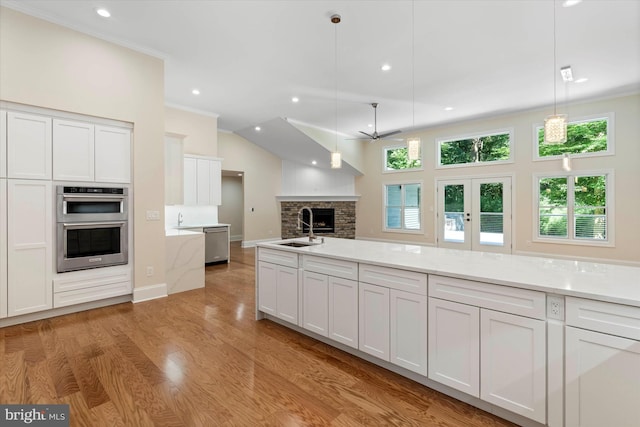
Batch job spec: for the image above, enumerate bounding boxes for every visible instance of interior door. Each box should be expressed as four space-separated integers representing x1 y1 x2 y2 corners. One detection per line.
437 177 512 253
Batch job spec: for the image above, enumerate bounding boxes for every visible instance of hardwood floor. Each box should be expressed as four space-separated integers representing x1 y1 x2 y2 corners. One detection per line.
0 242 516 426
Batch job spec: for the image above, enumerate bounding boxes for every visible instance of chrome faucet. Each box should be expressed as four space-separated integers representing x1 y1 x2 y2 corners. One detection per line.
178 212 184 226
297 206 316 242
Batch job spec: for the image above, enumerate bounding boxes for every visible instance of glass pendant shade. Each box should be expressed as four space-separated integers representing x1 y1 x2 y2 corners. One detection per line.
330 151 342 169
407 137 421 161
544 114 567 144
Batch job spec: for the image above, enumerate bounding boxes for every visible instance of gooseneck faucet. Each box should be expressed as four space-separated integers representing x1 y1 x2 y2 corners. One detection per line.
297 206 316 242
178 212 184 226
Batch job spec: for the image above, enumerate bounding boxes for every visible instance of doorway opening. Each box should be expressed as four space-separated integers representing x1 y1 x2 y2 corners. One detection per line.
220 170 244 244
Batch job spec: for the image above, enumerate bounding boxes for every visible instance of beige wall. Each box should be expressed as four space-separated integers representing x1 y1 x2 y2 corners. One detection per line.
218 132 282 244
356 93 640 264
165 106 218 156
0 7 166 288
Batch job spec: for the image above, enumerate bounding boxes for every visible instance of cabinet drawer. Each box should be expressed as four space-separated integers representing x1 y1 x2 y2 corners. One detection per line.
302 255 358 281
566 297 640 340
54 268 131 293
258 248 299 268
359 264 427 295
428 275 546 320
54 280 131 308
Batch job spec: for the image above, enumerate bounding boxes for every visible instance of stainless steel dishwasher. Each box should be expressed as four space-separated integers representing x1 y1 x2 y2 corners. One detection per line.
203 226 229 263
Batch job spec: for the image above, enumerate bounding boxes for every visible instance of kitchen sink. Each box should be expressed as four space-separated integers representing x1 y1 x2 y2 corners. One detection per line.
276 241 315 247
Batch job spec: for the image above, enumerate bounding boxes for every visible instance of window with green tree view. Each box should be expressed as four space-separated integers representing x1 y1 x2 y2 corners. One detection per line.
384 145 422 171
536 115 612 159
385 183 421 232
438 130 512 167
537 173 610 244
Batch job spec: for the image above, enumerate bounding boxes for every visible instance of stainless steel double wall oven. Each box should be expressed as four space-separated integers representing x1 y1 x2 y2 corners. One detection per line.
56 186 129 272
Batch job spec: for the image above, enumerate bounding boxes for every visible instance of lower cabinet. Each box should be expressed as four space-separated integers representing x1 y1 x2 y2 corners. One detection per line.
302 271 329 336
328 276 358 349
258 261 298 324
359 282 390 361
7 180 53 317
390 289 427 375
0 179 6 319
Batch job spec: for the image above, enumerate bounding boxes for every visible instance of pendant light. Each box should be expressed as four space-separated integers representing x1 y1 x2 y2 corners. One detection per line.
406 0 421 161
544 0 567 144
330 14 342 169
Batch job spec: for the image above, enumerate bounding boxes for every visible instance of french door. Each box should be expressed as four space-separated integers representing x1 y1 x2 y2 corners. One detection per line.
437 177 512 253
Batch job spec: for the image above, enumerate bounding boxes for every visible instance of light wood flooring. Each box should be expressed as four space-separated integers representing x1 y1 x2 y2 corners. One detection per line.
0 242 516 426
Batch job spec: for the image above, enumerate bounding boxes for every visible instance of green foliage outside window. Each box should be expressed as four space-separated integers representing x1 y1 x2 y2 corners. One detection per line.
440 133 510 166
538 119 608 157
385 147 422 171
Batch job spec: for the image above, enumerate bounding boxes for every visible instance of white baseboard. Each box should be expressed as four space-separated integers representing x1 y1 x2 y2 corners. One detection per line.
133 283 168 303
230 234 243 242
242 237 282 248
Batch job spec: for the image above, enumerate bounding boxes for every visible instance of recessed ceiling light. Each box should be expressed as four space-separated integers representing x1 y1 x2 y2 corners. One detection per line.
237 173 243 176
574 77 589 84
311 160 317 165
291 97 299 103
368 123 373 128
562 0 582 7
444 106 454 111
192 89 200 95
96 8 111 18
381 64 391 72
255 126 261 131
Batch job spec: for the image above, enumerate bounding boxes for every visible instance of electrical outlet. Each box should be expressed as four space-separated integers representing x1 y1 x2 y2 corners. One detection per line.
146 266 154 277
547 295 565 320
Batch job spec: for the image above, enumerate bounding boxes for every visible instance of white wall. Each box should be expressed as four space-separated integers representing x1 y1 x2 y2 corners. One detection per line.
0 7 166 289
281 160 355 196
356 93 640 264
219 176 244 241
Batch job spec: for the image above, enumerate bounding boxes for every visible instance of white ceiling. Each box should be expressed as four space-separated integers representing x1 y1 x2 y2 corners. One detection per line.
3 0 639 155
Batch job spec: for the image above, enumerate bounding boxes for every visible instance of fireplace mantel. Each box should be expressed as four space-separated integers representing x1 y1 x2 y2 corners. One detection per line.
276 195 360 202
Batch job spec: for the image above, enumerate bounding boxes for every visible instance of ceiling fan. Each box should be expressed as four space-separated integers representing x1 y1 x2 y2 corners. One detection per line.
355 103 402 142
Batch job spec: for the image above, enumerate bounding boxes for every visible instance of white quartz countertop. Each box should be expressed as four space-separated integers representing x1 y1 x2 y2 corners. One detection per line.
172 223 230 230
257 237 640 307
165 229 204 237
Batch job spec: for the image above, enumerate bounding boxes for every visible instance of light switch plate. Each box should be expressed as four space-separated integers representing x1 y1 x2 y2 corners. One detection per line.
146 210 160 221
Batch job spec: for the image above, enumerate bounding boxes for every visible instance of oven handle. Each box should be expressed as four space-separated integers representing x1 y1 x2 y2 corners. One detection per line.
63 221 126 229
62 194 126 200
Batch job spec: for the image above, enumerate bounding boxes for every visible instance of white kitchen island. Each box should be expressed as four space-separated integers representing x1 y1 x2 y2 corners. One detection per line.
255 237 640 427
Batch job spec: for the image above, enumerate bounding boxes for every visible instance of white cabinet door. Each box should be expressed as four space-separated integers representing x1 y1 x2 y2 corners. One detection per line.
7 180 53 317
428 298 480 396
566 327 640 427
0 179 6 319
276 264 298 324
0 110 6 178
480 309 546 424
359 282 390 361
183 157 197 205
94 125 131 183
258 261 277 316
196 158 211 206
164 135 184 205
209 158 221 205
7 112 52 180
302 270 328 336
53 119 94 181
390 289 427 375
328 276 358 349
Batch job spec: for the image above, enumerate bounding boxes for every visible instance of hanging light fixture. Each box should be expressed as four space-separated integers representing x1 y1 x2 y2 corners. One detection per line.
544 0 567 144
406 0 421 161
330 14 342 169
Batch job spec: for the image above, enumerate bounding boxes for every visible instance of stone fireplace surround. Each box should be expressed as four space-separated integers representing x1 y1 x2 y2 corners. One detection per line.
280 200 356 239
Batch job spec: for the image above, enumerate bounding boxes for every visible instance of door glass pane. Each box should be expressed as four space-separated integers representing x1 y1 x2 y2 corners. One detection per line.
404 184 421 230
444 184 465 242
479 183 504 246
539 177 568 237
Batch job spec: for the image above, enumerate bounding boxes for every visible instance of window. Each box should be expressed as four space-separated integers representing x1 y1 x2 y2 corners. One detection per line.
385 183 421 232
384 145 422 172
535 114 614 159
437 129 513 168
536 172 612 245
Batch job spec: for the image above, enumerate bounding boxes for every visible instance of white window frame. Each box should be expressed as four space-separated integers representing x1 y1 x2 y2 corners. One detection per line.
382 144 424 173
383 180 423 234
532 112 615 161
436 128 514 169
533 169 615 247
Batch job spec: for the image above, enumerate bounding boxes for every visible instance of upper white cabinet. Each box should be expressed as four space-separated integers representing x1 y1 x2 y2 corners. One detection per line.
183 155 221 206
94 125 131 183
164 134 184 205
53 119 95 181
7 180 53 317
0 110 6 178
7 112 52 180
0 179 7 319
